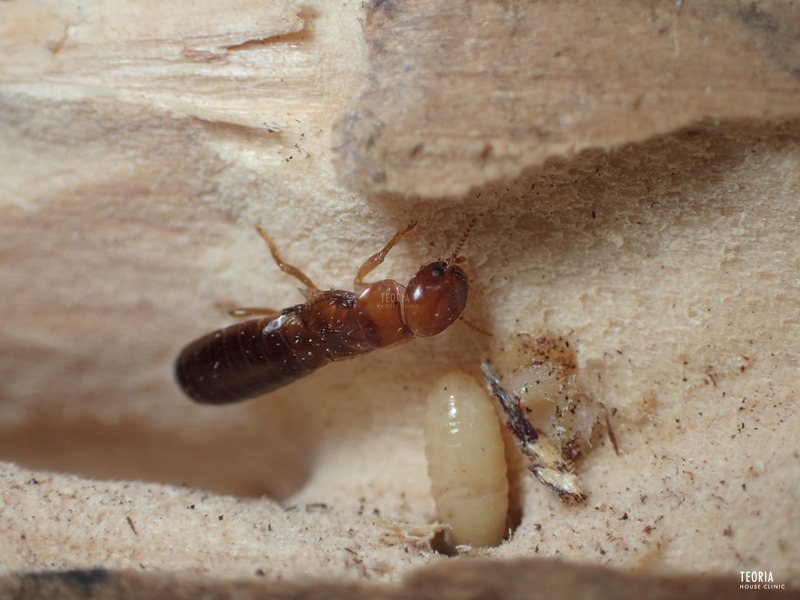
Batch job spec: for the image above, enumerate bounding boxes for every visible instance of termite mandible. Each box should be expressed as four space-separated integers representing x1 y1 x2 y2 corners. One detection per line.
175 219 476 405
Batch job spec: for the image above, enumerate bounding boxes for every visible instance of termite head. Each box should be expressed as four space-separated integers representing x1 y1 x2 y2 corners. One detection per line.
403 261 469 337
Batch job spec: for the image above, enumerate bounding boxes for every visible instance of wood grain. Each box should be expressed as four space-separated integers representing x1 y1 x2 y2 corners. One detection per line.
335 0 800 196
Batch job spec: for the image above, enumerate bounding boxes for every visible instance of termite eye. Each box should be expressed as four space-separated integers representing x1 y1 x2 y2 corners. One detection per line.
404 261 469 337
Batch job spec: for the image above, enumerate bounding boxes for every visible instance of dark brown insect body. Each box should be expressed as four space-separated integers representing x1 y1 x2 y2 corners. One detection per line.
175 222 473 405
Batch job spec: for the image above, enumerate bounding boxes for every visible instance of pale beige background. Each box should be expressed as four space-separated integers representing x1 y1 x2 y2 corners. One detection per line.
0 0 798 595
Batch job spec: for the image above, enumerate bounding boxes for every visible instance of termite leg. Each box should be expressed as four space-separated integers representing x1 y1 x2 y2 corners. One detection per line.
256 225 319 293
214 301 281 320
354 221 417 292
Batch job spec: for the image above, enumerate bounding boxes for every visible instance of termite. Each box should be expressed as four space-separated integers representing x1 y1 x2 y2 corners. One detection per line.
175 220 475 405
424 371 509 548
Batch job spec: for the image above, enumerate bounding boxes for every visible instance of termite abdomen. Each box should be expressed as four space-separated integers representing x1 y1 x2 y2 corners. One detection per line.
175 317 313 405
176 291 366 405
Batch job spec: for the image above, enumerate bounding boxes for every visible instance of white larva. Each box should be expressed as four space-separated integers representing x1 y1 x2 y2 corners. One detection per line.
423 371 509 548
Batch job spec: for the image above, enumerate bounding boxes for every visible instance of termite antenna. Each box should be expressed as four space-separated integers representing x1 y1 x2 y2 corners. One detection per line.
458 315 493 338
446 216 478 268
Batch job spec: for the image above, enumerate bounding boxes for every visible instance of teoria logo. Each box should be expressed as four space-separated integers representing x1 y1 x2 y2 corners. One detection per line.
739 571 785 590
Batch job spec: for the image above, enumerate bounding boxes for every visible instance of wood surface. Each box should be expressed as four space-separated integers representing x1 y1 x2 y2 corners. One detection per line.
1 0 798 596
